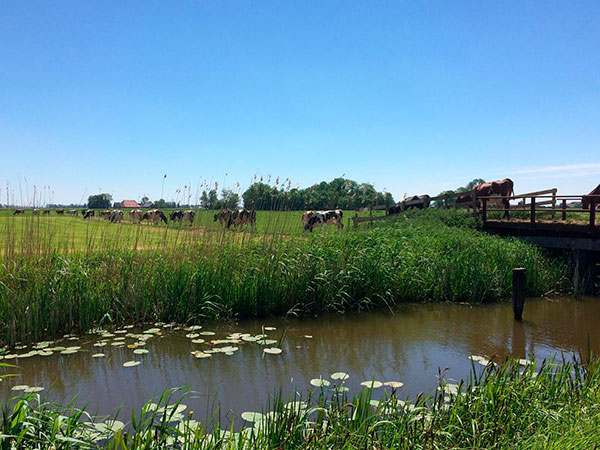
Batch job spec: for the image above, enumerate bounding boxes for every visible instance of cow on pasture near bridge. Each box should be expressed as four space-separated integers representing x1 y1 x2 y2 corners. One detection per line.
171 210 195 225
142 209 167 224
583 184 600 210
82 209 95 219
302 209 344 232
456 178 514 218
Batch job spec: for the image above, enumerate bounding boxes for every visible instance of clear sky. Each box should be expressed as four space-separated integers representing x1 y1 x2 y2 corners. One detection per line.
1 1 599 205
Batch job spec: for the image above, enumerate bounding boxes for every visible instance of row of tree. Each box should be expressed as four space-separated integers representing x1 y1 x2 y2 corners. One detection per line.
241 178 394 211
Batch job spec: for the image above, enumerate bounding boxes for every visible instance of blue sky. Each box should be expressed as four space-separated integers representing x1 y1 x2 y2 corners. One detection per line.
1 1 599 205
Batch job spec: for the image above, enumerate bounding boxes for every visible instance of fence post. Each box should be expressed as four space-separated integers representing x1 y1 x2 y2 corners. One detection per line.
471 189 478 217
551 189 557 220
591 199 596 233
530 197 536 228
562 199 567 221
512 268 526 320
482 198 487 223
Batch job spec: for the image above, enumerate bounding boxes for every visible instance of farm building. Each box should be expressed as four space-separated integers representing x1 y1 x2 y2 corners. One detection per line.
114 200 140 209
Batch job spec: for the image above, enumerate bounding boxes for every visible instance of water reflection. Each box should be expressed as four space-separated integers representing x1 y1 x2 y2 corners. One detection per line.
2 296 598 422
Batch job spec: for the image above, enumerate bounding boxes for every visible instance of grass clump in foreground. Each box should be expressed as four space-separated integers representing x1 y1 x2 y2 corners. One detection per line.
2 356 600 448
0 220 565 344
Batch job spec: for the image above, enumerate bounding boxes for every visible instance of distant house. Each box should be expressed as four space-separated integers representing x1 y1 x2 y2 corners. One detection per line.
115 200 140 209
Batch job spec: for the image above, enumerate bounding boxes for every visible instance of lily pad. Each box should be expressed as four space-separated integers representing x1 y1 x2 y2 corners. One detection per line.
92 353 105 358
186 333 200 339
263 348 282 355
23 386 44 393
191 339 205 344
310 377 331 387
360 380 383 389
241 411 264 422
304 335 313 339
188 325 202 331
264 327 276 331
133 349 149 355
383 381 404 389
200 331 215 336
331 372 350 381
123 361 141 368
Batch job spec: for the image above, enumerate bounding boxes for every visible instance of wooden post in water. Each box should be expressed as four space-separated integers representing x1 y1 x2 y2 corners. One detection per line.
512 268 526 320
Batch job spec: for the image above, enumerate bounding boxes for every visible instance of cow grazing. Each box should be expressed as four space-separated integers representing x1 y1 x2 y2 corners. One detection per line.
82 209 95 219
303 209 344 232
227 209 256 228
214 210 231 226
32 209 40 215
101 210 112 220
582 184 600 210
183 209 195 225
129 209 144 222
43 209 51 215
109 210 124 223
67 209 78 216
456 178 514 217
142 209 167 224
56 209 64 215
170 210 184 223
13 209 24 215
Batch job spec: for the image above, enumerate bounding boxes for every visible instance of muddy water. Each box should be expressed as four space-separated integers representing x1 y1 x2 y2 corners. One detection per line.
2 296 599 423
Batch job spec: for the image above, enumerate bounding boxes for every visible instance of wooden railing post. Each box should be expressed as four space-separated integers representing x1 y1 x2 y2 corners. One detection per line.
561 199 567 221
591 199 596 233
482 198 487 223
472 189 478 217
551 189 557 220
530 197 536 228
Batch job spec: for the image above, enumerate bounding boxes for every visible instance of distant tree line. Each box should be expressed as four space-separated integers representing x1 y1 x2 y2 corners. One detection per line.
241 178 394 211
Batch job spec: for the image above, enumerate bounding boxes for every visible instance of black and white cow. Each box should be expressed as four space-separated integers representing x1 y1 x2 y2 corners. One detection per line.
213 210 231 226
142 209 167 224
170 210 184 223
13 209 24 215
82 209 95 219
227 209 256 229
302 209 343 232
109 210 124 223
183 210 195 225
101 210 112 220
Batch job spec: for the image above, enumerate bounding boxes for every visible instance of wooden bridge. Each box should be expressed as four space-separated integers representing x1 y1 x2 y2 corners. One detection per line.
350 189 599 251
480 192 599 251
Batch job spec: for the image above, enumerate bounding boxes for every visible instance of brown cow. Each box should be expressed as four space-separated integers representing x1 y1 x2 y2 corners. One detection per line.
582 184 600 210
456 178 514 218
43 209 51 215
130 209 144 222
56 209 64 215
13 209 24 215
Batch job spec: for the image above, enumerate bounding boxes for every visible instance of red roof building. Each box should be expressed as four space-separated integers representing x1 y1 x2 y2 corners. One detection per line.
121 200 140 209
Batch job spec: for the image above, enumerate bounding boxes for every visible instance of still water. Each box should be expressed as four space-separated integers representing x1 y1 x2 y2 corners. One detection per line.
2 296 598 422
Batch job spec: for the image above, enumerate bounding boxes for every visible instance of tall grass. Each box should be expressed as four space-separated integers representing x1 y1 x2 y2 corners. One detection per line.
0 216 565 345
2 356 599 448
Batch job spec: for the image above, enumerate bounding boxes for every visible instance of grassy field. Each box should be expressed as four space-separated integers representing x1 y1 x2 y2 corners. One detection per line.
0 209 387 253
2 356 599 448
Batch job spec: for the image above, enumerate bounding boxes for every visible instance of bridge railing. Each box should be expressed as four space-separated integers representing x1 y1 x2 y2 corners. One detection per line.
480 193 599 233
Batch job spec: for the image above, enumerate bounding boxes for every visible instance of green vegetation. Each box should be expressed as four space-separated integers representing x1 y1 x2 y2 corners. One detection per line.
0 212 563 344
241 177 394 210
2 356 599 448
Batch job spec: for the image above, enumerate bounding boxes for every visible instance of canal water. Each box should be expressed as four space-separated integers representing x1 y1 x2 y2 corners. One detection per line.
1 296 598 423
